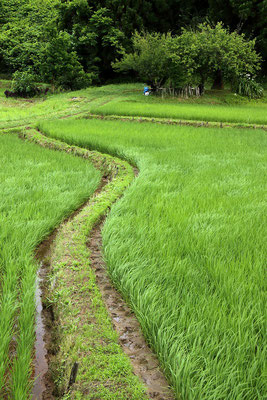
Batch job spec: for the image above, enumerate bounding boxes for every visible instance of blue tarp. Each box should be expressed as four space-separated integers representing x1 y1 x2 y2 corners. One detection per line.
143 86 149 94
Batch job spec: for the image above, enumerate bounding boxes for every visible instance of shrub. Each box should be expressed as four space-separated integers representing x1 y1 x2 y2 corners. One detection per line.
12 70 38 97
169 23 262 92
114 24 262 97
233 75 264 99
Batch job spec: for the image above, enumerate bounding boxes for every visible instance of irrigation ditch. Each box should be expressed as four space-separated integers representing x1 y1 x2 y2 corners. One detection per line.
19 127 174 399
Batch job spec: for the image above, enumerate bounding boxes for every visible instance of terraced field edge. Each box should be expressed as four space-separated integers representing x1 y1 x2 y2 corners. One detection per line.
86 113 267 130
21 128 174 399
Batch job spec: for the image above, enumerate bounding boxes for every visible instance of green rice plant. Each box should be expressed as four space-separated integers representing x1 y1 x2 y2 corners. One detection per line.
91 100 267 124
0 133 100 398
1 81 266 130
39 118 267 399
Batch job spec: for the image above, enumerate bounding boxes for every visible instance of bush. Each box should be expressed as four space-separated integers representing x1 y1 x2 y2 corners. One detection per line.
12 70 38 97
233 75 264 99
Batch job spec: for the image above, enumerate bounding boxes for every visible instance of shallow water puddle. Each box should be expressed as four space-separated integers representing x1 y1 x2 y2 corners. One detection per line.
33 265 48 399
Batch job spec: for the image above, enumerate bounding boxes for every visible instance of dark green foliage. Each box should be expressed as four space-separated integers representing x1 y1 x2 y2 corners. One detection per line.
114 25 262 97
0 0 266 88
40 31 93 90
207 0 267 69
57 2 125 80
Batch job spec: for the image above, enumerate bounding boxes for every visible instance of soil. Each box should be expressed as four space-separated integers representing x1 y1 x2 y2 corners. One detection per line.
88 221 174 400
31 177 108 400
29 134 174 399
33 231 58 400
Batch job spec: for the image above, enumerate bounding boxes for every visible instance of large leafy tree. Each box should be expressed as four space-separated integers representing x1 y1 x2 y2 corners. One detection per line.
113 32 172 88
169 23 262 89
114 25 262 94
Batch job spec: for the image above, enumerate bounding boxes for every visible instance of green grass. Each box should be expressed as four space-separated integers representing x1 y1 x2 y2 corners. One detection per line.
1 81 266 130
2 80 267 398
0 94 73 128
0 83 136 129
41 132 147 399
39 118 267 399
91 99 267 125
0 132 100 399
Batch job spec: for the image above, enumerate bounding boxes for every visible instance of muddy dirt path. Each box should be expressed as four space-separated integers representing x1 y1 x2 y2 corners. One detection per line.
88 220 174 400
29 131 174 399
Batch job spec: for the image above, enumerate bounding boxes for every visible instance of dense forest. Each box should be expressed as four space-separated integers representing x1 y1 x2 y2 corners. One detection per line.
0 0 266 89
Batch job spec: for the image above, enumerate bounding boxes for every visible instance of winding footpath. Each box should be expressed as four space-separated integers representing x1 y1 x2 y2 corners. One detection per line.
21 128 174 399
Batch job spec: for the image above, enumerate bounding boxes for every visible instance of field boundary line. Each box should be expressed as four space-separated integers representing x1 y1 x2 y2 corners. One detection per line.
20 127 174 399
85 113 267 130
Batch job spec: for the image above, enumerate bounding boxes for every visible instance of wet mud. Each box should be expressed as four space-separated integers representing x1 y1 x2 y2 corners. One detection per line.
33 232 57 400
31 148 174 399
88 221 174 400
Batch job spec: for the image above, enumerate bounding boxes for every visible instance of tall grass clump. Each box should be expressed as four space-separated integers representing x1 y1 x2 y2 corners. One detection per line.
0 133 100 398
233 75 264 99
40 118 267 399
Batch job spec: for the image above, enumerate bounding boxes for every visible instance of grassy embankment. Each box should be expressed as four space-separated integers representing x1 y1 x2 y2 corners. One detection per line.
22 128 148 399
1 81 267 130
39 118 267 400
0 127 148 399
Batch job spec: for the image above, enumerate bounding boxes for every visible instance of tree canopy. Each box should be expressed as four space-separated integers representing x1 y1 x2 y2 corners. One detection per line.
113 25 262 97
0 0 265 90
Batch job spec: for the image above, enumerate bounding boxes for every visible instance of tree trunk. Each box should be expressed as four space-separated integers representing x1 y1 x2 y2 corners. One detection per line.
198 83 205 96
212 70 224 90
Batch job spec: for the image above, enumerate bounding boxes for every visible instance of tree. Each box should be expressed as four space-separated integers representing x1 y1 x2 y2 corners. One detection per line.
113 25 262 97
113 31 171 88
40 31 92 90
57 2 125 80
169 23 262 91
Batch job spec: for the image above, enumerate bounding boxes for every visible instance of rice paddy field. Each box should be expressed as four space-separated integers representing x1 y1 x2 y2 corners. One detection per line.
0 132 100 398
92 100 267 125
0 81 266 399
1 82 267 130
39 118 267 399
